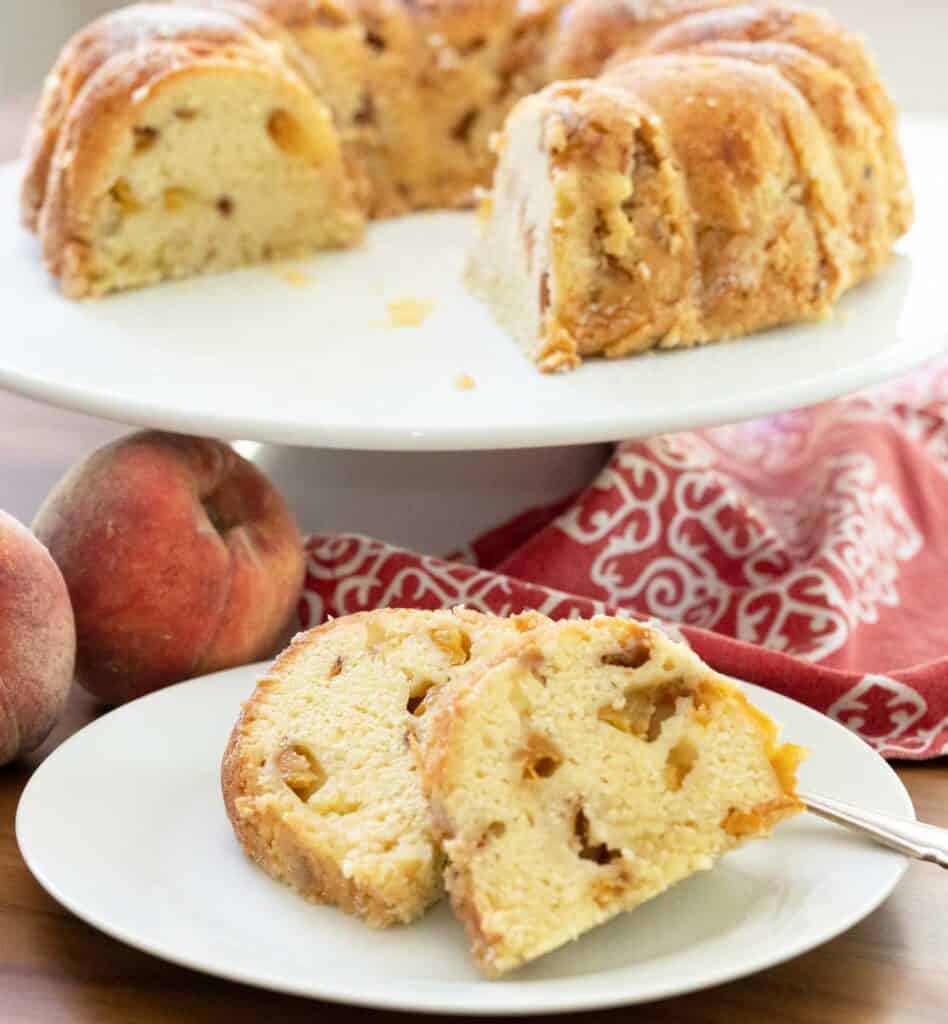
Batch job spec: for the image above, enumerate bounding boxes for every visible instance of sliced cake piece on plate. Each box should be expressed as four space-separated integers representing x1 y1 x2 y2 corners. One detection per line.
222 607 546 927
417 615 806 975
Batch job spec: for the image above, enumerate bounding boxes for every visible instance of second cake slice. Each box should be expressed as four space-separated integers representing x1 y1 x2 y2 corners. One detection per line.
222 607 546 927
416 616 806 975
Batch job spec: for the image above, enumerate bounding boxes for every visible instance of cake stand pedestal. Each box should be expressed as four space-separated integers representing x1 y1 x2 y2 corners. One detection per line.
246 442 610 554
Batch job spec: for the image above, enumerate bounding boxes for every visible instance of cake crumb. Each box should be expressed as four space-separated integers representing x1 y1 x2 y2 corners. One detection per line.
388 298 435 327
475 188 494 226
454 372 476 391
280 267 313 287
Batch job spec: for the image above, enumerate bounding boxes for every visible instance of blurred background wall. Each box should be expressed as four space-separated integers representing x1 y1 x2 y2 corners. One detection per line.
4 2 118 96
2 0 946 111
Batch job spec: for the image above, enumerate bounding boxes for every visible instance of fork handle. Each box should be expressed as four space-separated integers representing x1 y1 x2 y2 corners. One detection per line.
801 791 948 869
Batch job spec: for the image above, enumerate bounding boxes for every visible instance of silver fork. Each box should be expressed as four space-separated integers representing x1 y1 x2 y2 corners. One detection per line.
801 791 948 868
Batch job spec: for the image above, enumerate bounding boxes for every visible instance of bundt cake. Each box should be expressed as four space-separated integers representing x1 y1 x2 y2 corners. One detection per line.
221 607 546 926
22 0 911 368
416 615 806 976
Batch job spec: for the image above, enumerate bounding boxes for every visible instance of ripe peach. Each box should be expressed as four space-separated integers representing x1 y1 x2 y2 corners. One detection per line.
33 432 305 705
0 511 76 764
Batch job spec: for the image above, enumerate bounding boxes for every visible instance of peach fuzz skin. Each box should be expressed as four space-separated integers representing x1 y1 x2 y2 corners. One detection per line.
0 511 76 764
33 432 305 705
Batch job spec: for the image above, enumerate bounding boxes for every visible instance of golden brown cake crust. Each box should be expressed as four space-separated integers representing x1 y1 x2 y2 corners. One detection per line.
547 0 736 79
607 54 853 330
636 1 913 240
673 37 892 279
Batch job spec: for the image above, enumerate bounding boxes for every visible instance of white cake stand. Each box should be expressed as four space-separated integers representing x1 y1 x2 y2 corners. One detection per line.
2 116 947 550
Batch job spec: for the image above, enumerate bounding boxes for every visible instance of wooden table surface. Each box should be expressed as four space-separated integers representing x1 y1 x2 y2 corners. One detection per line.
2 94 947 1024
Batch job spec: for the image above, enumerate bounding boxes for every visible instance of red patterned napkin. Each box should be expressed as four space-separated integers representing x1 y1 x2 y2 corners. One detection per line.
300 361 948 760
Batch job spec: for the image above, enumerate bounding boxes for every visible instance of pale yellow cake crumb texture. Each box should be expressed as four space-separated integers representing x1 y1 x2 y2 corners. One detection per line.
280 266 312 287
221 607 549 927
417 615 806 976
388 298 435 328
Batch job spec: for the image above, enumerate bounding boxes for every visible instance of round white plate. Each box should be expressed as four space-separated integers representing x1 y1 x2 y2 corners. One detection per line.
17 664 910 1016
1 116 947 451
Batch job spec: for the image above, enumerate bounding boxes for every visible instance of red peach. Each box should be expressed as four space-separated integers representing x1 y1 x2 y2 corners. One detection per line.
33 432 305 705
0 511 76 764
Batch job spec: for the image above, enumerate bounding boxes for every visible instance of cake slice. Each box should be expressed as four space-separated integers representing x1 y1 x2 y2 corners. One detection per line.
20 1 327 232
36 18 362 297
222 607 546 927
416 616 805 976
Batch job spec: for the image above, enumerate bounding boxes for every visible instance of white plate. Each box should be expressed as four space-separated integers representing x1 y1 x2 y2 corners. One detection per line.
1 116 947 451
17 663 910 1016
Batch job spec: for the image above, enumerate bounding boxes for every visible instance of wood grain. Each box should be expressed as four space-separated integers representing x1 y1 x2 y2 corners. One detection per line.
2 91 947 1024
